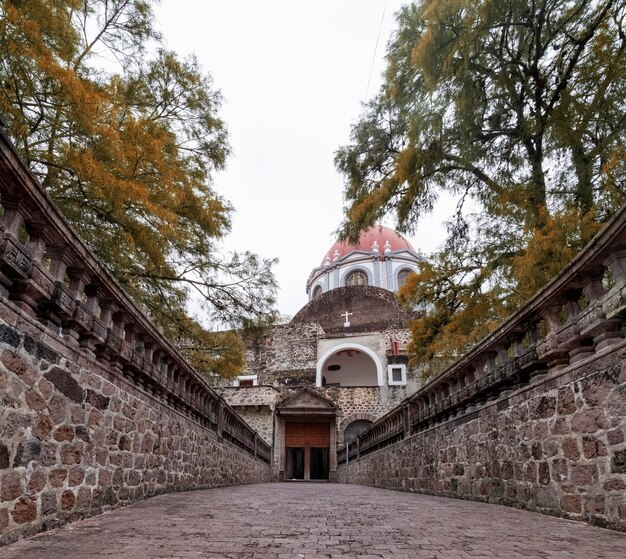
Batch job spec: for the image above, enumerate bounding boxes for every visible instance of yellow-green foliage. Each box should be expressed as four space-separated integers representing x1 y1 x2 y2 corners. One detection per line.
336 0 626 379
0 0 277 378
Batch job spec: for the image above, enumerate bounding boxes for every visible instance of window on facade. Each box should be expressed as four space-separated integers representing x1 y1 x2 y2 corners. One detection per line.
312 285 323 299
235 375 258 387
387 364 407 386
344 419 372 443
397 269 412 288
346 270 368 286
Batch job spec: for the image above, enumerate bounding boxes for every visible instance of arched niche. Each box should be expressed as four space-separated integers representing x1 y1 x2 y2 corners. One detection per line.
316 343 384 387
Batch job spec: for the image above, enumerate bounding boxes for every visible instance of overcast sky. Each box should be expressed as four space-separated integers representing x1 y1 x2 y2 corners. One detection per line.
154 0 452 318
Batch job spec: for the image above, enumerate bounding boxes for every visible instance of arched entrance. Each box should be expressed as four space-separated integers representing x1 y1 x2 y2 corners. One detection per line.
316 343 383 387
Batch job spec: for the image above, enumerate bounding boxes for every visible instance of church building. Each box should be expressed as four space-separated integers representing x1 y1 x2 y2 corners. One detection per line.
221 226 425 481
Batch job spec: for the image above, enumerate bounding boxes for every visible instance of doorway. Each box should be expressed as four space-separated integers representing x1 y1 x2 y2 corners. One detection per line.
285 421 330 481
286 447 305 479
310 447 329 480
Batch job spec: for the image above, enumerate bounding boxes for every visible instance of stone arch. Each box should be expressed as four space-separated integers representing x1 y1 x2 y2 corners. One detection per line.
316 343 384 387
339 413 379 445
338 412 379 432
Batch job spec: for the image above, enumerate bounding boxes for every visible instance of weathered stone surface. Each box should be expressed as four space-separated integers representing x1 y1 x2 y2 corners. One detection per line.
40 492 57 516
1 484 625 559
0 446 8 470
1 351 36 385
23 335 59 364
26 470 46 493
13 439 41 467
0 325 20 348
44 368 83 403
60 490 75 511
48 469 67 488
1 472 22 502
85 390 109 410
11 498 37 524
0 305 270 547
612 449 626 474
340 344 626 532
53 425 74 442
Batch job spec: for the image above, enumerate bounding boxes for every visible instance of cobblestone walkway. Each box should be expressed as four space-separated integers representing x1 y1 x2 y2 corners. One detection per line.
1 483 624 559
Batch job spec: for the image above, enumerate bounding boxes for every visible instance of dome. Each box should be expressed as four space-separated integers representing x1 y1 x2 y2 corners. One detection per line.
292 285 413 332
322 226 415 266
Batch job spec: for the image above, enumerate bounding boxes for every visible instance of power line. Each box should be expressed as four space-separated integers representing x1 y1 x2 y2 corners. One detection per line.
365 0 388 99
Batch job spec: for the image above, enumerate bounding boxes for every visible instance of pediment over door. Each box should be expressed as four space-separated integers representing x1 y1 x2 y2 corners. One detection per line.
276 387 337 417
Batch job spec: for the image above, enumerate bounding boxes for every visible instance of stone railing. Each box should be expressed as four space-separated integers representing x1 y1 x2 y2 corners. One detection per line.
0 127 270 465
339 202 626 465
338 402 409 464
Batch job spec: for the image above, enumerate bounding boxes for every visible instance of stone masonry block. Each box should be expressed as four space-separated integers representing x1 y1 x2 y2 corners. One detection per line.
44 367 84 403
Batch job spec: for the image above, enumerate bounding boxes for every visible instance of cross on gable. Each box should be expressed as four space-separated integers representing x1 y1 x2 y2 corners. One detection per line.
341 311 353 327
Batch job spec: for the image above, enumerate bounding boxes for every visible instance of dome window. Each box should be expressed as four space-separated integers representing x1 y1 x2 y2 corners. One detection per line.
346 270 368 286
397 268 413 289
312 285 323 299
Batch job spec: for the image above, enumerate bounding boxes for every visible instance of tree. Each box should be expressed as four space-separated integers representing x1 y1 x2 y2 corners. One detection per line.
0 0 277 379
336 0 626 377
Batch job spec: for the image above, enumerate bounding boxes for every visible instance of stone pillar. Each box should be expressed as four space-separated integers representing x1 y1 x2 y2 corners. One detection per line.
277 416 285 481
385 258 394 291
329 421 337 482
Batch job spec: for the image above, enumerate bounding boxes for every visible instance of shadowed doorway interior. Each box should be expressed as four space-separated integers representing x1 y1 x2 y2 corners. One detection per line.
285 421 330 481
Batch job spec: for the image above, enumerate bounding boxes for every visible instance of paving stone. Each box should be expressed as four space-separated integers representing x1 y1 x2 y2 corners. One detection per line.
0 483 624 558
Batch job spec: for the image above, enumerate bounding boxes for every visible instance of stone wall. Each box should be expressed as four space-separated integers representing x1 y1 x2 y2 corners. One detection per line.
338 341 626 530
336 199 626 531
291 285 415 334
244 322 322 381
0 296 271 546
328 386 409 434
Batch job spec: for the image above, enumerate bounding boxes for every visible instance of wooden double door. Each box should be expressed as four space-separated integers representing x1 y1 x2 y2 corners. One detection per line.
285 421 330 481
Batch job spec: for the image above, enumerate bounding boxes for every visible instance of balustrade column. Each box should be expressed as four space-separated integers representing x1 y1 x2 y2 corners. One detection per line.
560 296 595 363
601 250 626 330
108 311 130 371
537 305 570 371
216 401 224 440
580 271 623 351
79 286 105 355
0 198 32 296
402 403 411 438
38 247 76 331
11 221 52 315
63 268 91 345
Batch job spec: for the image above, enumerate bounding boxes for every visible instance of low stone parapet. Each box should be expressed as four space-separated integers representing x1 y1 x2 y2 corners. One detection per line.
338 202 626 531
0 123 271 545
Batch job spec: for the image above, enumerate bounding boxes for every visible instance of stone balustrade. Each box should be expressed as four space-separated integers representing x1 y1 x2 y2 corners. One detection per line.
0 128 270 463
339 204 626 462
337 204 626 530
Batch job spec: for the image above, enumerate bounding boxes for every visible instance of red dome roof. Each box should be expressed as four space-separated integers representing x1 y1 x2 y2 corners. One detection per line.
322 226 414 265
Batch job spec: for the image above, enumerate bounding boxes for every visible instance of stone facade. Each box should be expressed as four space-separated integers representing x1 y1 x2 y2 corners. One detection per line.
0 304 271 546
338 341 626 531
244 322 322 383
222 283 421 479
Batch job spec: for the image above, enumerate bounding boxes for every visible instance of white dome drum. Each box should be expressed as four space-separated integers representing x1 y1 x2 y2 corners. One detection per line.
306 225 424 300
